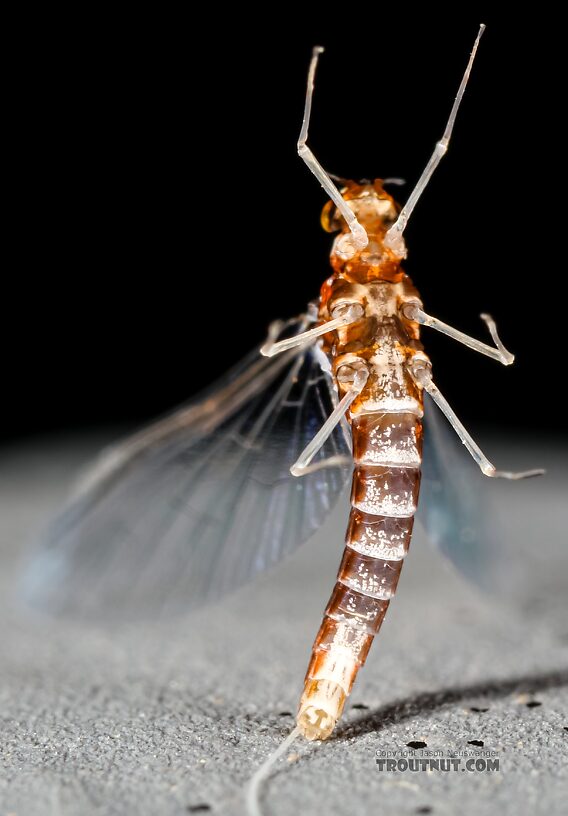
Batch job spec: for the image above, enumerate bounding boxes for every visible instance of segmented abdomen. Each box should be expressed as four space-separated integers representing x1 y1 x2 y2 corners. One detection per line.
298 410 422 738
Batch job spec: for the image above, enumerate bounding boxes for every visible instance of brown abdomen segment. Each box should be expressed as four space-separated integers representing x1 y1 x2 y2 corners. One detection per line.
297 412 422 739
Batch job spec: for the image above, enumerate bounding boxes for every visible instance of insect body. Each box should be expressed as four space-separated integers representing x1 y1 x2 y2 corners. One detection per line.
295 179 427 739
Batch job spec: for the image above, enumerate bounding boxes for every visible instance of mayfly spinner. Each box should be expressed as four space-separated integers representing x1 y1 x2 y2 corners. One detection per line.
279 23 545 743
24 23 543 804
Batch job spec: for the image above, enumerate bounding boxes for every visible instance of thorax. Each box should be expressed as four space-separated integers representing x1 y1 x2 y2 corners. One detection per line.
319 271 427 417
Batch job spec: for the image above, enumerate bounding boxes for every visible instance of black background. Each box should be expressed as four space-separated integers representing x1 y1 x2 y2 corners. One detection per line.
4 11 566 443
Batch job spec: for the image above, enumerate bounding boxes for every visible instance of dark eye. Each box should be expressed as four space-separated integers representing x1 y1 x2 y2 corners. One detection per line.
320 200 343 233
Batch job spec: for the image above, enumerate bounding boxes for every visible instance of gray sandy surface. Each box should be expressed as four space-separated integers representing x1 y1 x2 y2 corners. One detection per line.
0 431 567 816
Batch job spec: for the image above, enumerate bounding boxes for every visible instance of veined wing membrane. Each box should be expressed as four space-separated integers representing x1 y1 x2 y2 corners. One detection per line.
22 316 352 620
418 393 542 603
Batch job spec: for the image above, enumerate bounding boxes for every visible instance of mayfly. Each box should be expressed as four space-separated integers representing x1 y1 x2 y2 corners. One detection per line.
23 22 543 794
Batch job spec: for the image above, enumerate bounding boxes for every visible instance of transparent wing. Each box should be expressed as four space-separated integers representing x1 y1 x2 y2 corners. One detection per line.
418 394 563 609
22 315 352 620
418 393 508 594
